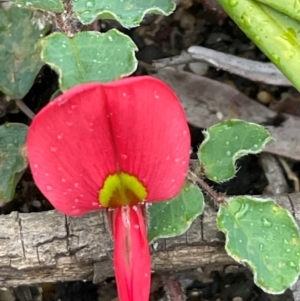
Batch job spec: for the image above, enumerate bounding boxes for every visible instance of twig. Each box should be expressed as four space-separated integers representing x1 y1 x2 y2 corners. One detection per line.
188 46 291 86
152 53 193 69
15 99 35 120
278 157 300 192
152 46 292 86
138 60 156 72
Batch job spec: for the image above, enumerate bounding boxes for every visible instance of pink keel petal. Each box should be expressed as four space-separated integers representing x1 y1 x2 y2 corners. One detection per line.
112 204 151 301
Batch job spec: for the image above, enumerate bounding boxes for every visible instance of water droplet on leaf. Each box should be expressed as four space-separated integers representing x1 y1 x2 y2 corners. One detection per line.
262 217 272 227
289 261 297 268
86 1 94 8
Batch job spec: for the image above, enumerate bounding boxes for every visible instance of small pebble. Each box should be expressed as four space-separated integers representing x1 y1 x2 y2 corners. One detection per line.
32 200 42 208
188 289 201 297
216 111 223 120
188 61 209 76
257 91 273 104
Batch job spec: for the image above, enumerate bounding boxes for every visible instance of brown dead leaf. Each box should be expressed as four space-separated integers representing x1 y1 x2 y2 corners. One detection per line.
154 68 300 161
270 92 300 117
154 68 275 127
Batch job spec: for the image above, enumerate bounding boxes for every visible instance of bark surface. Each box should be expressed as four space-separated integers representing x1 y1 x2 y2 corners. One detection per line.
0 193 299 286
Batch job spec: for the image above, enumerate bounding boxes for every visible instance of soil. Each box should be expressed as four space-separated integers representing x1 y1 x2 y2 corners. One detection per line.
1 1 299 301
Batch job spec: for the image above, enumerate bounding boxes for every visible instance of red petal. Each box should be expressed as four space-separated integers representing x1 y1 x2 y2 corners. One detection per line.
103 76 190 201
27 76 190 215
27 83 117 215
112 204 151 301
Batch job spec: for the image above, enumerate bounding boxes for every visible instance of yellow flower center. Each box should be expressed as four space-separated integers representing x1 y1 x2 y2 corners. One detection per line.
99 172 147 207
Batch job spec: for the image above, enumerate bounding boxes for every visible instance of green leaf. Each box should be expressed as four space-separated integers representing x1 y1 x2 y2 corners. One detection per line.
73 0 175 27
147 183 204 242
217 0 300 90
39 29 138 91
218 196 300 294
256 0 300 22
0 6 49 98
198 119 273 183
9 0 64 13
0 123 28 207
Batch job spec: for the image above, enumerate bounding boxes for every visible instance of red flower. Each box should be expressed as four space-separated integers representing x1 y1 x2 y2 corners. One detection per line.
27 76 190 301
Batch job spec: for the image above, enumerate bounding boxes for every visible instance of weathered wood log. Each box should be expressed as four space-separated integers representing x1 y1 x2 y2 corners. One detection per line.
0 193 299 286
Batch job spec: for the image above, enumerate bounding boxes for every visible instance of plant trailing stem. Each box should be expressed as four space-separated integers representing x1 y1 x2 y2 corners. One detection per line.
188 170 226 206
